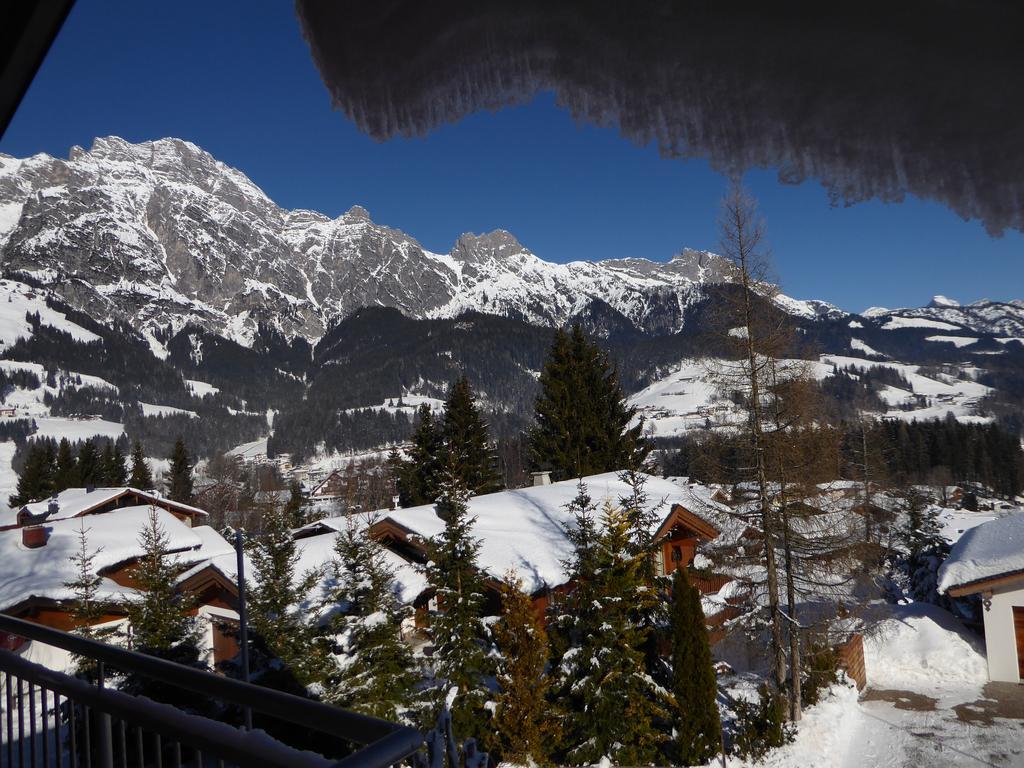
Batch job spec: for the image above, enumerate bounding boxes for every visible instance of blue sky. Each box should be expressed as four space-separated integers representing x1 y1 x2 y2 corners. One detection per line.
3 1 1022 313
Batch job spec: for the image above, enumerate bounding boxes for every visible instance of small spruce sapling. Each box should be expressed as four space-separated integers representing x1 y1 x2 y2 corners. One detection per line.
492 573 560 766
126 509 201 660
670 567 722 766
64 520 115 677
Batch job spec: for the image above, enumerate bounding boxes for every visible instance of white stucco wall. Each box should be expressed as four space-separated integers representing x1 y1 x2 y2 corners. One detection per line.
981 579 1024 683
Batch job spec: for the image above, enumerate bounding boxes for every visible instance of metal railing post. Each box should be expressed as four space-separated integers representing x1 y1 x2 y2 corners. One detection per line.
96 661 114 768
235 530 252 731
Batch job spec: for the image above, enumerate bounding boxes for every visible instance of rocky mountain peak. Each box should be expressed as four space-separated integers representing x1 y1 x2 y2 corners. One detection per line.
929 295 961 308
452 229 527 262
342 204 372 222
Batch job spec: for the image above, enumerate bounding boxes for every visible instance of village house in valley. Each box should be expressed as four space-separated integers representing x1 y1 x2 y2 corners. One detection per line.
939 512 1024 683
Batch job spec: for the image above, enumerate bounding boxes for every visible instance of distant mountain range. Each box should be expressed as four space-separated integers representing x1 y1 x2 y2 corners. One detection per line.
0 137 1021 468
0 136 760 346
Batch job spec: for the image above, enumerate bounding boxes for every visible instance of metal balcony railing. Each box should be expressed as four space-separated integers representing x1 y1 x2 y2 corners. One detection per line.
0 613 424 768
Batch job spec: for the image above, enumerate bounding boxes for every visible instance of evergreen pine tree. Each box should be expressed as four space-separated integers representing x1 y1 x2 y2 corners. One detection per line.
900 488 945 558
396 405 443 506
441 376 502 496
493 573 560 766
129 441 153 489
126 509 201 660
529 325 650 481
551 499 671 765
108 443 128 486
283 479 306 528
98 442 116 486
670 567 722 766
123 509 204 709
548 481 601 658
424 463 494 745
246 503 330 688
54 438 78 491
325 514 419 720
167 438 194 503
9 441 56 505
64 520 115 676
77 439 101 486
895 487 949 602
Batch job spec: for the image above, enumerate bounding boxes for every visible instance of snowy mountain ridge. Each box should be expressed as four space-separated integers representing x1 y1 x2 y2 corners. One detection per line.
863 296 1024 337
0 136 852 349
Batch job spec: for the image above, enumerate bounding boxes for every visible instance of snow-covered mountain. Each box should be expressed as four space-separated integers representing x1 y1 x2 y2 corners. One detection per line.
863 296 1024 338
0 136 772 347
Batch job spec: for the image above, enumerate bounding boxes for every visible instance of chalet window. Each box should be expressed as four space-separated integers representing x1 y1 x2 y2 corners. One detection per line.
548 590 565 612
672 545 683 563
653 551 665 576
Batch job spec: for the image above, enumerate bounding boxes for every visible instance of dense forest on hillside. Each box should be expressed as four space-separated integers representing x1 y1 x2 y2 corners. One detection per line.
663 418 1024 496
0 281 1021 467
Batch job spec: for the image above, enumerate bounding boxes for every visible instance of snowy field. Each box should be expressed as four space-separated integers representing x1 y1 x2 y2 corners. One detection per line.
630 354 996 438
822 355 993 425
186 378 220 398
0 279 100 347
343 393 444 415
627 360 745 437
0 441 17 504
226 436 269 460
31 416 125 442
140 401 198 418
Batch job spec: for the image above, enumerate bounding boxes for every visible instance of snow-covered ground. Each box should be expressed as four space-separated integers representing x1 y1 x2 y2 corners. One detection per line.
926 335 979 348
0 279 100 347
0 441 17 504
850 338 885 357
31 416 125 441
225 436 269 460
343 393 444 415
630 354 994 438
186 378 220 398
627 360 745 437
717 602 1024 767
880 316 961 332
140 402 198 418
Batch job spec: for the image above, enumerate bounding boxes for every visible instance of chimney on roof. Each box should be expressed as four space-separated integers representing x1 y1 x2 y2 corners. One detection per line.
85 485 95 493
531 471 552 487
392 495 400 510
47 495 58 517
22 525 48 548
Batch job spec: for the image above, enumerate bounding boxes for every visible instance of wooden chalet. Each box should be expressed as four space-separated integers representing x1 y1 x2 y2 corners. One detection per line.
310 470 345 499
363 483 727 626
4 486 209 531
0 501 240 666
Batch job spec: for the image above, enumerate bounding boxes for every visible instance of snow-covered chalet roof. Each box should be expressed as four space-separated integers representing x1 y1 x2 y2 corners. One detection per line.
374 472 720 595
4 486 209 528
937 512 1024 594
294 527 427 612
0 506 219 612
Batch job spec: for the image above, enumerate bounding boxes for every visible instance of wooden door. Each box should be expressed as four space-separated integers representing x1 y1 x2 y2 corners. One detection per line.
1014 606 1024 680
1015 606 1024 679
